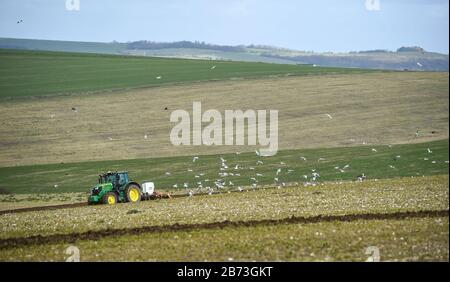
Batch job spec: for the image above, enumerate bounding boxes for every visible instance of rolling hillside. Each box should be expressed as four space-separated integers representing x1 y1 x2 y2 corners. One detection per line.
0 49 371 99
1 38 448 71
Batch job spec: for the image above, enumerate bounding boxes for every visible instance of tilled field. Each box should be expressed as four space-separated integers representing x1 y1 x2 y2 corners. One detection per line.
0 175 448 261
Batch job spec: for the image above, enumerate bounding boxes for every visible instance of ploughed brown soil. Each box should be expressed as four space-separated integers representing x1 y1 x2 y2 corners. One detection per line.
0 209 447 250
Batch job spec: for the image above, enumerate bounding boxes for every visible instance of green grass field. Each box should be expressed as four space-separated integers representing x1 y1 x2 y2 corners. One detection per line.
0 139 447 194
0 49 376 99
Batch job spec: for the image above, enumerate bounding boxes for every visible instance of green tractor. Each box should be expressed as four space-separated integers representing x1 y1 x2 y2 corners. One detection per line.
88 171 153 205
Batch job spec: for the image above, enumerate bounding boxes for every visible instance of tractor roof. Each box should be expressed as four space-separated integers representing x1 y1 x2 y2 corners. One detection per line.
99 171 128 176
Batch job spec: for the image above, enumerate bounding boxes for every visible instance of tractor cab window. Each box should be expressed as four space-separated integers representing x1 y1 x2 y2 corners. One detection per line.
118 173 127 186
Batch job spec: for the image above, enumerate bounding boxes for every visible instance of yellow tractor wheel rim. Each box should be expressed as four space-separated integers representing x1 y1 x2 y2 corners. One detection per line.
107 195 116 205
129 188 139 202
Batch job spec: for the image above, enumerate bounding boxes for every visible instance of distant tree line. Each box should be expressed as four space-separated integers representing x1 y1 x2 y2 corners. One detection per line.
354 47 426 54
357 49 391 54
126 40 245 52
396 46 425 53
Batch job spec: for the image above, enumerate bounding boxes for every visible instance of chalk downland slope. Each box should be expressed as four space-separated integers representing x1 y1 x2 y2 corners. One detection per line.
0 72 447 167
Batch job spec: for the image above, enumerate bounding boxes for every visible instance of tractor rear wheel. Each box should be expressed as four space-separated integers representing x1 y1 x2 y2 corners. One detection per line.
126 184 141 203
102 192 118 205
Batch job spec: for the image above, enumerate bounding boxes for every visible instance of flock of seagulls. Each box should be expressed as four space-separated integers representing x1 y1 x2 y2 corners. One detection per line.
161 147 354 196
90 106 442 195
155 127 447 196
51 87 446 190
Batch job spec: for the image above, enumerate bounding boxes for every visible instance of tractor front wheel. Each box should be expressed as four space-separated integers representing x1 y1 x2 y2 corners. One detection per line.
126 184 141 203
102 192 118 205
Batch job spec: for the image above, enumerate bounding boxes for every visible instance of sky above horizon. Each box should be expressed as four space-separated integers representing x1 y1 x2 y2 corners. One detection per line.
0 0 448 54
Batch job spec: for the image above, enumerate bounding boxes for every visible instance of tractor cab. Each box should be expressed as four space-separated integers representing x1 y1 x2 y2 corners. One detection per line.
99 171 129 191
88 171 142 205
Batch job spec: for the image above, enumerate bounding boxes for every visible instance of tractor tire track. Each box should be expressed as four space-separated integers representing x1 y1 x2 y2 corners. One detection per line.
0 195 186 215
0 202 87 215
0 209 447 250
0 190 258 215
